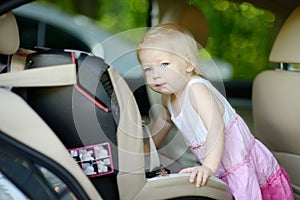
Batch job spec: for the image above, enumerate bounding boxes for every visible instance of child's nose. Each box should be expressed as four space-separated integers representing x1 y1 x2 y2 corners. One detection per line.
152 67 161 79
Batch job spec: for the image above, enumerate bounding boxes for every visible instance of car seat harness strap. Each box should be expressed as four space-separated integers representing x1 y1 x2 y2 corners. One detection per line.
0 50 77 87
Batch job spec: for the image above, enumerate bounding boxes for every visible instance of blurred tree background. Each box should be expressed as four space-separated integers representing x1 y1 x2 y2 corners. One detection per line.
40 0 274 80
188 0 275 80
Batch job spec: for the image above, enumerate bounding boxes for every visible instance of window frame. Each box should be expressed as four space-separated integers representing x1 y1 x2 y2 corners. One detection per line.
0 131 91 200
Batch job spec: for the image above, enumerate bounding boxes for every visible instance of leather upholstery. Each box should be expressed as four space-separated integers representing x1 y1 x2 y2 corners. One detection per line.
0 12 19 55
253 70 300 200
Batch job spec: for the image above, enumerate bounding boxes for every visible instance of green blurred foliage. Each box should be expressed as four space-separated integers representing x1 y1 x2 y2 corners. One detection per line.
40 0 149 33
189 0 275 80
97 0 149 32
41 0 274 80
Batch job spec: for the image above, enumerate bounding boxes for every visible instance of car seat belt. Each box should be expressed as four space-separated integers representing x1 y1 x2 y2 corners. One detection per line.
0 64 76 87
0 52 76 87
10 53 26 72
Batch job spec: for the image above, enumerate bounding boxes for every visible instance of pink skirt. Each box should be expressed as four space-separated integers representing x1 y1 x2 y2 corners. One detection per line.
219 141 294 200
190 115 294 200
219 116 294 200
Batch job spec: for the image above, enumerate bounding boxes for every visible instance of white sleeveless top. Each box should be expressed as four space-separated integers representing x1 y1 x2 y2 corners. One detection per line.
167 77 236 147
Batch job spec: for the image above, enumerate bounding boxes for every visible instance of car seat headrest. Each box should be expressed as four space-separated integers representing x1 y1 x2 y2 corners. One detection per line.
0 12 20 55
269 7 300 64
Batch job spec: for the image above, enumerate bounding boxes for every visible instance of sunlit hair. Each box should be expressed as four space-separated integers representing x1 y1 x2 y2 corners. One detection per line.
137 23 204 77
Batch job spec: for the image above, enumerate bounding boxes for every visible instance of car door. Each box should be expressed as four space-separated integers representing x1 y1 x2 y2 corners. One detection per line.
0 131 90 200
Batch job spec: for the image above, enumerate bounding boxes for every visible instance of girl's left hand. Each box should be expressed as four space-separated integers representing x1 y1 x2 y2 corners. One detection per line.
179 165 214 187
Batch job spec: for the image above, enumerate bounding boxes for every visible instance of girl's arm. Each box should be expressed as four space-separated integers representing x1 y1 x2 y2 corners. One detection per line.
144 94 174 153
180 83 225 187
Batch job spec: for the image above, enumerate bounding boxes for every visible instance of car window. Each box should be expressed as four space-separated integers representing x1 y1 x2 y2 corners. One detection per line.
14 15 38 48
38 165 77 200
15 15 90 52
188 0 275 81
0 132 87 200
0 149 77 200
44 23 90 52
0 172 29 200
0 150 57 199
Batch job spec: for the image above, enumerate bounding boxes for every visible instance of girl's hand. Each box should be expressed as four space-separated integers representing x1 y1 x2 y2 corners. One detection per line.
179 165 214 187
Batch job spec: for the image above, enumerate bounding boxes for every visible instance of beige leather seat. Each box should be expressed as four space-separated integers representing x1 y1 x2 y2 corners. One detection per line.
0 11 103 200
252 7 300 200
0 12 19 55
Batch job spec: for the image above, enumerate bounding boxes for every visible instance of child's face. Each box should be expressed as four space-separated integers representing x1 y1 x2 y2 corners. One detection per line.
139 48 192 96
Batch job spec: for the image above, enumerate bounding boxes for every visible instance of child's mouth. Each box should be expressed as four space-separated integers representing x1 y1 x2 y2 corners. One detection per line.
155 83 165 87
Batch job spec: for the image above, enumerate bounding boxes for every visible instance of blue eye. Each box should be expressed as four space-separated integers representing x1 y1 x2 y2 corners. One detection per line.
144 67 152 73
161 63 169 68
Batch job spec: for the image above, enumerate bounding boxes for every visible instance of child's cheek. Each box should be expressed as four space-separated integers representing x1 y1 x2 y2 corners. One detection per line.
145 76 153 84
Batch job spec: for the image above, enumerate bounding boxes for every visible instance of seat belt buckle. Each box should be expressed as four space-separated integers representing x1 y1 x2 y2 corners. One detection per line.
146 166 170 178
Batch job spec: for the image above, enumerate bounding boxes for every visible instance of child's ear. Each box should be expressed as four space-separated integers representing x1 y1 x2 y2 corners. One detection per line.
185 57 195 73
186 62 194 73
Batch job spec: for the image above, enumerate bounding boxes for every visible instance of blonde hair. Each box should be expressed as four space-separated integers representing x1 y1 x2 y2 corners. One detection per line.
137 23 203 77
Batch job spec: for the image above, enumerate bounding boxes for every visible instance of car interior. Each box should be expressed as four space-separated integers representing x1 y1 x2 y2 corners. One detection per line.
0 5 233 200
0 0 300 199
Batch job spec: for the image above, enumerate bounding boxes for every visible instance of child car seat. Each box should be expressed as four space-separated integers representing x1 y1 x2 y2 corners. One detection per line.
0 11 233 200
0 12 102 200
3 48 232 200
6 49 121 200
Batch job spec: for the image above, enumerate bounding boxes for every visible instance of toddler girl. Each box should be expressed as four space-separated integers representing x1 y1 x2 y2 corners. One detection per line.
137 23 293 200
